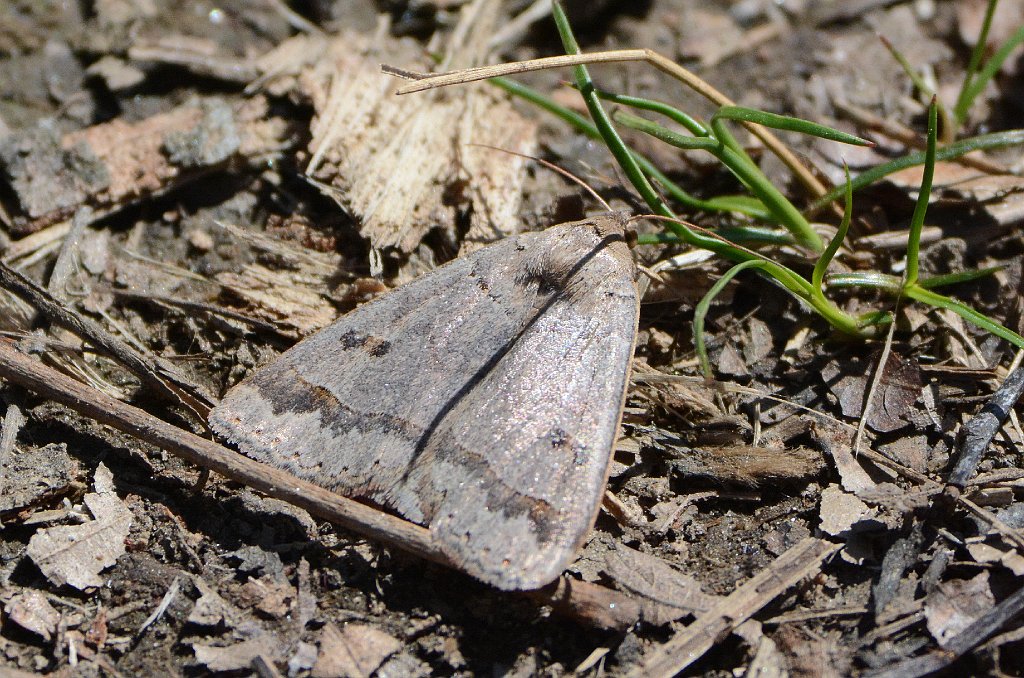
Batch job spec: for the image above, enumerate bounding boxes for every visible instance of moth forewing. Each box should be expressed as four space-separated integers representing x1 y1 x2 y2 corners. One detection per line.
210 214 639 590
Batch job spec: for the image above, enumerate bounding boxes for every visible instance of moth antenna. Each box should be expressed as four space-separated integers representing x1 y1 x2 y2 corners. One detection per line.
464 143 612 212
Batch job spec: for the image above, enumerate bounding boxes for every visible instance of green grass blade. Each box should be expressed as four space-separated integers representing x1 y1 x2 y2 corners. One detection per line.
713 106 873 146
615 111 719 151
587 88 708 136
812 165 853 293
918 266 1003 289
826 272 903 291
904 284 1024 350
638 225 794 247
879 36 955 140
954 0 999 123
551 3 673 221
490 76 765 216
807 129 1024 213
616 111 824 250
644 163 774 219
955 24 1024 124
904 100 937 286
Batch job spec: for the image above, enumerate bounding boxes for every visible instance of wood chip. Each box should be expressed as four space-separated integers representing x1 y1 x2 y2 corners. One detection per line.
0 96 287 234
0 442 79 521
4 590 60 640
819 484 877 538
254 17 536 254
193 636 283 673
627 538 839 676
187 578 239 628
925 571 995 649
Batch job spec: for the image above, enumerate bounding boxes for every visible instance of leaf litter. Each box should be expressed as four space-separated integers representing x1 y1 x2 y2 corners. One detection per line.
0 0 1023 676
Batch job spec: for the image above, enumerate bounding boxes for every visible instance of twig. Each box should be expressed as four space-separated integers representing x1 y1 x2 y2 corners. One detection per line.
956 496 1024 553
0 260 210 419
626 537 839 677
0 341 638 630
0 339 441 561
384 48 832 204
265 0 322 35
137 576 181 636
865 581 1024 678
762 604 868 625
252 654 285 678
947 360 1024 489
487 0 551 50
48 207 93 300
854 308 899 456
1 220 73 264
112 290 289 341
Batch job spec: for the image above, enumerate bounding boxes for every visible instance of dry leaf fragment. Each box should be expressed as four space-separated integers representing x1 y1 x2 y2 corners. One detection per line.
813 423 877 495
603 546 718 625
924 571 995 648
240 575 295 619
4 590 60 640
193 635 282 673
254 17 536 254
825 351 923 433
966 542 1024 576
818 485 877 538
312 622 403 678
25 463 133 590
889 164 1024 227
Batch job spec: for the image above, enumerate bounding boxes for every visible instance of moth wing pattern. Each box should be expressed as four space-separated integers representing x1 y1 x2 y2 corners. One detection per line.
412 258 638 589
210 215 639 590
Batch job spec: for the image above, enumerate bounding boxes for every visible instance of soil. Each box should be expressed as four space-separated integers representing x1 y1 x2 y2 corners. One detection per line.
1 0 1023 676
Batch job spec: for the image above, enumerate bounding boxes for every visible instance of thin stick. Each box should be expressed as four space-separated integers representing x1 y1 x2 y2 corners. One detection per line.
866 581 1024 678
0 260 210 419
854 315 899 455
0 403 26 505
947 359 1024 488
0 341 639 629
384 49 831 203
0 340 440 563
627 537 839 677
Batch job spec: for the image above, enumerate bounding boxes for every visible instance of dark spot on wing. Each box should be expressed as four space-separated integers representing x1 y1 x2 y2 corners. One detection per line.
367 337 391 357
549 427 569 449
338 329 391 357
338 329 363 349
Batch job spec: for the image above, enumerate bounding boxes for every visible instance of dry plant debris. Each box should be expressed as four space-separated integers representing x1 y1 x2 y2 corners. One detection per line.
253 13 537 254
0 97 289 235
25 464 132 590
0 0 1023 676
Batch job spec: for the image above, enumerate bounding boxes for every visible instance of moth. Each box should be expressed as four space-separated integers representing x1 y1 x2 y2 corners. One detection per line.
210 214 639 590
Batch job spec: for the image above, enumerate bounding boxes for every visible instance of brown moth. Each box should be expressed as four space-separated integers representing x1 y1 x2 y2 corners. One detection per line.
210 214 639 590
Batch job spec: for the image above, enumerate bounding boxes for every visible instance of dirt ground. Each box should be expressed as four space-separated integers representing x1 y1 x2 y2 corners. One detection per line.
1 0 1023 675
